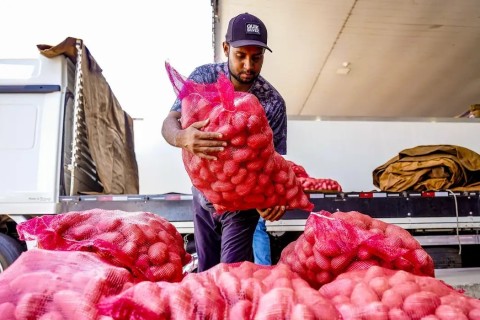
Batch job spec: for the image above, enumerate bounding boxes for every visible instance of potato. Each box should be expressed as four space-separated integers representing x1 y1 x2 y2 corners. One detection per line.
229 300 253 319
402 291 440 319
9 271 57 295
131 282 164 315
440 293 471 314
415 276 452 296
53 290 98 320
241 277 265 301
435 304 468 320
14 292 46 320
218 272 241 304
291 304 316 320
38 311 65 320
255 288 293 319
313 249 331 271
368 276 390 297
148 263 177 282
393 257 414 271
388 270 415 286
320 278 354 298
370 219 388 232
96 217 122 233
391 281 421 299
0 286 12 304
147 241 169 265
69 224 97 240
273 277 294 290
357 247 373 260
331 295 350 305
168 286 196 319
363 266 387 282
469 308 480 320
359 301 388 320
388 307 411 320
0 302 15 319
382 288 404 309
315 271 333 286
350 282 379 306
135 253 150 269
336 303 362 320
469 298 480 309
331 252 355 272
95 231 126 245
317 239 341 257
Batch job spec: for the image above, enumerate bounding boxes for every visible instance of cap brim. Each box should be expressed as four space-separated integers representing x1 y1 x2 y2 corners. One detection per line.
229 40 272 52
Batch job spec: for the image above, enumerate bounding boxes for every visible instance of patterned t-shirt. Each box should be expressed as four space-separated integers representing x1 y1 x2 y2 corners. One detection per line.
170 62 287 154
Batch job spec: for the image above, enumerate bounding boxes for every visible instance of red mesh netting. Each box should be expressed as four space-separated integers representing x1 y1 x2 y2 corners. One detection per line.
297 176 343 192
98 261 340 320
17 209 191 282
278 210 435 289
319 266 480 320
165 62 313 213
287 160 342 192
287 160 309 178
0 249 133 319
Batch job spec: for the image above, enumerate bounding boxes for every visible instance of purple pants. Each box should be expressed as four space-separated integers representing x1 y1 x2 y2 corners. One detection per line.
192 187 260 272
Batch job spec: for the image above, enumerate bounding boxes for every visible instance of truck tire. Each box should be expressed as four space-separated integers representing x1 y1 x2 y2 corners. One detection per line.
0 233 25 272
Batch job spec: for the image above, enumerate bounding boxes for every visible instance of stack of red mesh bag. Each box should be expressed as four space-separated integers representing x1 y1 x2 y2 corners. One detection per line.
320 265 480 319
279 210 435 289
98 261 340 319
0 249 133 319
287 160 343 192
17 209 191 282
165 62 313 213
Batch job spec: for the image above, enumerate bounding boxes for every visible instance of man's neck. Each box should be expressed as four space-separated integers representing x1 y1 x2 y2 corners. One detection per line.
231 76 252 92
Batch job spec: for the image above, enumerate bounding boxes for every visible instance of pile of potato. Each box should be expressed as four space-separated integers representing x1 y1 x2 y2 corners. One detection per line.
279 210 434 289
17 209 191 282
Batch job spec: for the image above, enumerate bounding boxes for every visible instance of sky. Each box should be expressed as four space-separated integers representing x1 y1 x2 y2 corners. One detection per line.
0 0 214 194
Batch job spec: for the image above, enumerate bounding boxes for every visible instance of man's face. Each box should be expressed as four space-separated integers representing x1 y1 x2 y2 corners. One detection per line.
224 44 265 87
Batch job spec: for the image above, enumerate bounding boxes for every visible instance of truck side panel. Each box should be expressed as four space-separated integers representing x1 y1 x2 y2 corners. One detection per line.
0 56 72 214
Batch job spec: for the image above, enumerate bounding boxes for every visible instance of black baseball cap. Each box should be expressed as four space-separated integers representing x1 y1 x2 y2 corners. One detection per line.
225 13 272 52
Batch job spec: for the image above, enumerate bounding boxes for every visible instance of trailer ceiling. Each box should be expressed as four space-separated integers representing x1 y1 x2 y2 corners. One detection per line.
213 0 480 117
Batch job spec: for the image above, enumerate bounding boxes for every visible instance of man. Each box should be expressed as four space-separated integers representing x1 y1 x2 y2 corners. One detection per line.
161 12 287 271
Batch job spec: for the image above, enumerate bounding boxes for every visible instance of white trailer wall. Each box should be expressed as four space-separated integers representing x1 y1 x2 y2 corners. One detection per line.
285 117 480 192
143 117 480 194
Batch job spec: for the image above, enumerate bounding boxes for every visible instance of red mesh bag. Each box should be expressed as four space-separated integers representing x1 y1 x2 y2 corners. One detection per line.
287 160 310 178
298 176 343 192
98 261 340 320
287 160 343 191
0 248 133 320
165 62 314 213
17 209 191 282
320 266 480 320
278 210 435 289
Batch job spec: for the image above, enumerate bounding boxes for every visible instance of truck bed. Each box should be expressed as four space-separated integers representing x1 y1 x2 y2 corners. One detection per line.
59 190 480 239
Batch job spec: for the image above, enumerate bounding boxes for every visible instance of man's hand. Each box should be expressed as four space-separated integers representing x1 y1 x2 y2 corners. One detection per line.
178 119 227 160
257 206 286 222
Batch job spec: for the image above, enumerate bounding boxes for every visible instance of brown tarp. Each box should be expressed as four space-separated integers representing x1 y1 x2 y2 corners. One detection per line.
457 104 480 118
37 37 139 194
373 145 480 192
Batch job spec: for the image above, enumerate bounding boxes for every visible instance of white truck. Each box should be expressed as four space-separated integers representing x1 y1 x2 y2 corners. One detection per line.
1 36 480 274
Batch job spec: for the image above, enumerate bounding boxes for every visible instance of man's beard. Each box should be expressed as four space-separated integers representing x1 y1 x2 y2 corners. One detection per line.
228 60 258 85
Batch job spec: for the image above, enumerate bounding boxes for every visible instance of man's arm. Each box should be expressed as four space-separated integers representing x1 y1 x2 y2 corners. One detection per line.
161 111 182 147
161 110 227 160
